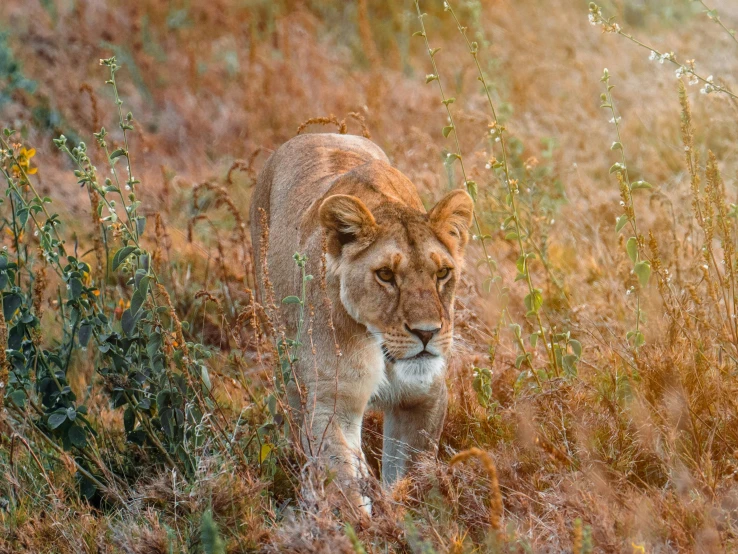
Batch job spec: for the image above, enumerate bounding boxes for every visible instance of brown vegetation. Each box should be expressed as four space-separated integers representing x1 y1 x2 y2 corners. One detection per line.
2 0 738 552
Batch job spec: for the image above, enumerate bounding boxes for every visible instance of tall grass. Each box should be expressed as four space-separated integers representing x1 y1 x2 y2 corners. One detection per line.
1 0 738 552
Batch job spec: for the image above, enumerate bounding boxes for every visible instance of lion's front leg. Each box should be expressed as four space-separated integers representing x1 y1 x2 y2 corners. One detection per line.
300 399 372 513
382 380 448 486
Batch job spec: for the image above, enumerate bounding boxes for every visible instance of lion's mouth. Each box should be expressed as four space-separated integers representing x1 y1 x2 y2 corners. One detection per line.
382 345 438 363
407 350 437 361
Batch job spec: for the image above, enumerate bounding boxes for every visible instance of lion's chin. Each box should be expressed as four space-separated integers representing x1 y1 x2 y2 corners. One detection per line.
371 353 446 407
391 355 446 394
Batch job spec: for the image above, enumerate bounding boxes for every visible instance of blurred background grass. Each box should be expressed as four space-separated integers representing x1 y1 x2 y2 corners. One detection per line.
3 0 738 552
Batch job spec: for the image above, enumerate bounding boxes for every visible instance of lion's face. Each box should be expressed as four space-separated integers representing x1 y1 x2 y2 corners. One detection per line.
320 190 473 376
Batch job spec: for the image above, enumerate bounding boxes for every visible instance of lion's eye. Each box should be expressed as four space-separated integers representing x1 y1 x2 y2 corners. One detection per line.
436 267 451 280
376 268 395 283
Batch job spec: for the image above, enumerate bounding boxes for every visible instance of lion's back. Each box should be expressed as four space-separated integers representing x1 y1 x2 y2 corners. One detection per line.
249 133 390 305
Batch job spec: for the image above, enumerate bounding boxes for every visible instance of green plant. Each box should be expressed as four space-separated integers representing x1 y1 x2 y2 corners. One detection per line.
416 0 583 389
1 57 231 500
599 68 653 349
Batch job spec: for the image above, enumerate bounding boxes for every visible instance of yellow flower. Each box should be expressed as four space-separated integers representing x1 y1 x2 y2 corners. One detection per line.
14 147 37 175
632 543 646 554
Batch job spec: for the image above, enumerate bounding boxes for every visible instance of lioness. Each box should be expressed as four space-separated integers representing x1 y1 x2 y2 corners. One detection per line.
250 133 473 506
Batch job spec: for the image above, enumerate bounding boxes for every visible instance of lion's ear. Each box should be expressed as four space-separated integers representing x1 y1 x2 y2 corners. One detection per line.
319 194 376 254
429 189 474 250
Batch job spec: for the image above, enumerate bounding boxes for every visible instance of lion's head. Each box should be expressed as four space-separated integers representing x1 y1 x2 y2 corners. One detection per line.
320 189 474 379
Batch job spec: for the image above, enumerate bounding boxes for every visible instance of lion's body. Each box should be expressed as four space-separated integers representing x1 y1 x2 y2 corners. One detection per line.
250 133 473 507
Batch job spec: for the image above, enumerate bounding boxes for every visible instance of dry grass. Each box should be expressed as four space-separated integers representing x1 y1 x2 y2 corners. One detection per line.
2 0 738 552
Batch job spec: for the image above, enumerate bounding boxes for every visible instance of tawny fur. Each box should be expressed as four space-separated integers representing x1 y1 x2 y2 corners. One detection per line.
250 133 473 509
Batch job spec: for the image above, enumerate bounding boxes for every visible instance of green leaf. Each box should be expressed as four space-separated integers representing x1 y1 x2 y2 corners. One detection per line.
200 509 226 554
634 260 651 287
281 296 302 305
137 275 151 298
17 207 29 227
634 331 646 348
78 323 91 347
616 215 629 233
109 148 127 159
48 411 67 430
442 97 456 106
569 339 582 359
68 425 87 448
121 307 143 336
130 290 145 317
123 406 135 433
628 330 646 348
609 162 625 174
8 390 26 408
2 293 22 321
611 142 622 150
160 408 175 438
466 180 477 202
481 277 492 294
524 289 544 314
69 278 84 300
267 394 278 416
442 125 454 138
201 365 212 391
78 474 97 499
630 180 653 191
476 257 496 270
626 236 638 263
112 246 136 271
562 354 578 377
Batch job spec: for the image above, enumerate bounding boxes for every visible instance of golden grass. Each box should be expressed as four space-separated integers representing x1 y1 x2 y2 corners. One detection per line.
2 0 738 552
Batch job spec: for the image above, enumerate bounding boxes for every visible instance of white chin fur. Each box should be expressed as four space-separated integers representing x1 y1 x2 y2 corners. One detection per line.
394 356 446 391
370 355 445 408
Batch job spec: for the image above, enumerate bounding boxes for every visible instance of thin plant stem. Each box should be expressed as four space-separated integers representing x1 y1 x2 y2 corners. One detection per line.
440 0 558 376
413 1 543 385
698 0 738 47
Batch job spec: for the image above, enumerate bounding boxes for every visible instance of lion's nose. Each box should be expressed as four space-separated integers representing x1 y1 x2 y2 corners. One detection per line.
406 325 441 347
